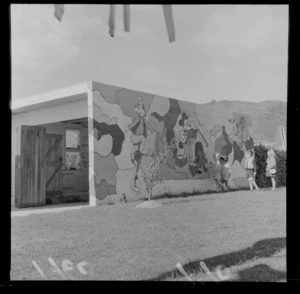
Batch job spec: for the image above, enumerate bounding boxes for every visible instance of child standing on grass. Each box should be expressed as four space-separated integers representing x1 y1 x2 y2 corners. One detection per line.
212 153 222 192
266 149 277 191
220 155 231 192
244 150 260 191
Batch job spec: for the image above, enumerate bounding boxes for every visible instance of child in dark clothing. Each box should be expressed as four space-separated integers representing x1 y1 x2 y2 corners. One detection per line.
220 155 231 192
212 153 222 192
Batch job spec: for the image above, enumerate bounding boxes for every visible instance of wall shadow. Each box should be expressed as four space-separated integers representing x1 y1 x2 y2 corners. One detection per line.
229 264 286 282
149 237 286 281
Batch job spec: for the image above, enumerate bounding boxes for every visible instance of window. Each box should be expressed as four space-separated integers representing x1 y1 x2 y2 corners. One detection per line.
65 129 81 170
66 129 80 149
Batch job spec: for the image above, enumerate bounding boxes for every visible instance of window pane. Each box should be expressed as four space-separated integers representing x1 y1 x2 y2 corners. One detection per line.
66 129 79 149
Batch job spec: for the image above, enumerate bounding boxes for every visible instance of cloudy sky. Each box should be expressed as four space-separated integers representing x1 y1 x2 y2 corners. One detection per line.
11 4 288 103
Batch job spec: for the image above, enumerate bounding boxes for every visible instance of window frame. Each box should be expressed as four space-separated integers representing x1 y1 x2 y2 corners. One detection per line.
65 128 81 170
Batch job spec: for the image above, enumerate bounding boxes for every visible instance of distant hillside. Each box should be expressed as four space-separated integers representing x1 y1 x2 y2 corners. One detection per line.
196 100 287 150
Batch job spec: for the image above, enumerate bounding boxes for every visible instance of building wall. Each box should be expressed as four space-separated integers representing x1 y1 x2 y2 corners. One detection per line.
89 82 254 205
11 99 88 206
11 123 20 206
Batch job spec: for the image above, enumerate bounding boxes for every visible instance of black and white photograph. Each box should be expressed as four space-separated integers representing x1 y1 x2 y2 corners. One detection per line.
10 4 289 283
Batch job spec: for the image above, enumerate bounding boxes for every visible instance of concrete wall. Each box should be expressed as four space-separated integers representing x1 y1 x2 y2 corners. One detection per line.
88 82 253 205
11 98 88 206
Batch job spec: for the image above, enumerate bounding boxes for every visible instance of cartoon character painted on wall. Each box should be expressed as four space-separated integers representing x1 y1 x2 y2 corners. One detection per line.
128 96 156 188
176 131 187 159
230 116 250 148
128 96 153 138
175 112 190 159
131 141 144 188
128 96 154 154
213 124 233 160
173 112 210 177
221 126 233 156
189 141 208 176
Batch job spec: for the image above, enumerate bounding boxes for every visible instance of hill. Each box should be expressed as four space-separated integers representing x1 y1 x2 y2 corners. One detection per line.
196 100 287 150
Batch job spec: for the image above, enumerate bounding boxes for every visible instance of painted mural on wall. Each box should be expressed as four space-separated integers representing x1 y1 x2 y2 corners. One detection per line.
87 82 255 202
131 137 176 200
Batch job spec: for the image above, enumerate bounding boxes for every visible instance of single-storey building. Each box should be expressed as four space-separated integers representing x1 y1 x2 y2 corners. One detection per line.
11 81 252 208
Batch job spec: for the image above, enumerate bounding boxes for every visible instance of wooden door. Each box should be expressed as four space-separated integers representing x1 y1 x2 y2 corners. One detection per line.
45 134 63 198
15 125 46 208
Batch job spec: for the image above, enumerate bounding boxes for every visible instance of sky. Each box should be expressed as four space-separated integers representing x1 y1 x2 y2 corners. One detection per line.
11 4 288 104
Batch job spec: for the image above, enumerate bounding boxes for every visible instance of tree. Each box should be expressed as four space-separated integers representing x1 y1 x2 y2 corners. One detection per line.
135 138 176 201
237 116 247 146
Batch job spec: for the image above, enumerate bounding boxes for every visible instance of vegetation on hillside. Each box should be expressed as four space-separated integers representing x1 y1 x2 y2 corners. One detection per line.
197 100 286 150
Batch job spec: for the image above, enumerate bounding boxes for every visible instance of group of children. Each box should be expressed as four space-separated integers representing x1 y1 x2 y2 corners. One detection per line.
211 149 277 192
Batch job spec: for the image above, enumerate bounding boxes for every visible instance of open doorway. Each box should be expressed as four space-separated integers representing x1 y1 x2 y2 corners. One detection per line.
41 118 89 205
15 118 89 208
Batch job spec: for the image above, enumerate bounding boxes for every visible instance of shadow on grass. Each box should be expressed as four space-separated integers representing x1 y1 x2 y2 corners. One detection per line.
151 188 248 202
145 186 285 207
230 264 286 282
123 187 284 206
151 188 255 207
149 237 286 281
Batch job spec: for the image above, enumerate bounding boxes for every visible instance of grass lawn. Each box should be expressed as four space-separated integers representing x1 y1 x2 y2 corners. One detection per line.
11 188 286 281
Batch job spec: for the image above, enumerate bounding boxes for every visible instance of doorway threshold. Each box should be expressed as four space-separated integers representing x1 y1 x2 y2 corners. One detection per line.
11 202 90 217
11 202 89 212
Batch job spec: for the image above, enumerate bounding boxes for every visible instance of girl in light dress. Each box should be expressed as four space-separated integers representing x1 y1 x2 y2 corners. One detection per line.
244 150 259 191
266 149 277 191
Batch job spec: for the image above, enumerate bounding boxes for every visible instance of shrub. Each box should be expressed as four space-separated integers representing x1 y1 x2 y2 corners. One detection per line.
254 145 286 188
274 149 286 187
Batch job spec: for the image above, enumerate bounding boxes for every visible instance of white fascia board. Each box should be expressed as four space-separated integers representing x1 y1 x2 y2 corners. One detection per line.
11 81 93 114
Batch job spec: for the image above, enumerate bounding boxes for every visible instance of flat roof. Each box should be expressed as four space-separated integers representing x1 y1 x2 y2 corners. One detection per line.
11 81 92 114
11 80 181 114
